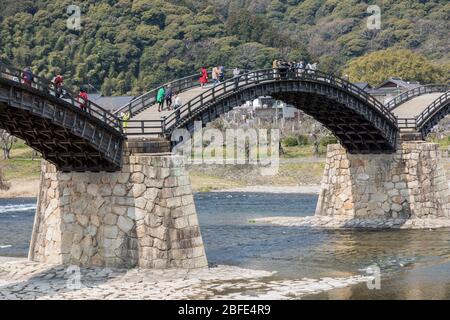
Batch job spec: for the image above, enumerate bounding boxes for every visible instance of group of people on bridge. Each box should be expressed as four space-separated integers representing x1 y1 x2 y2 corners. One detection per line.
272 60 318 79
14 66 92 113
156 84 182 112
11 60 318 132
199 65 242 88
153 60 320 114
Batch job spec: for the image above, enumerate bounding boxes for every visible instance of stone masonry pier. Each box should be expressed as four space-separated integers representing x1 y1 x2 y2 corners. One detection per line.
28 154 207 269
315 141 450 225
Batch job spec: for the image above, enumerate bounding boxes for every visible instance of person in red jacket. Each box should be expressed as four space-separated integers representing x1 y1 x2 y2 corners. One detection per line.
52 74 64 98
199 67 208 88
77 87 89 111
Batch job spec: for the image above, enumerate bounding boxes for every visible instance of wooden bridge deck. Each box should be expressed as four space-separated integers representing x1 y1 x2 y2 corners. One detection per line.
392 93 444 118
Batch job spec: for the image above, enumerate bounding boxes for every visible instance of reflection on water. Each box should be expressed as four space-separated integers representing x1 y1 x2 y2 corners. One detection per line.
2 192 450 299
308 259 450 300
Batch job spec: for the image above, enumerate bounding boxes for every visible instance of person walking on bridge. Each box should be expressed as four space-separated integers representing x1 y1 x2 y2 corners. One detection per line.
219 65 225 82
297 61 305 76
233 67 241 89
272 60 280 80
173 94 182 122
21 67 33 86
157 86 165 112
121 111 130 129
212 66 219 85
165 84 173 110
77 87 89 111
52 73 64 98
200 67 208 88
173 94 182 110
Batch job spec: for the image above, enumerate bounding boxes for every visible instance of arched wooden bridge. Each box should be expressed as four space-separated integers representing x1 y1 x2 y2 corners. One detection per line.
120 69 401 154
0 64 124 172
2 62 449 172
119 71 449 150
388 84 450 136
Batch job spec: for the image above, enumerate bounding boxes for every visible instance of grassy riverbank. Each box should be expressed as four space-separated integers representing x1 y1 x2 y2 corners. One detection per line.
1 141 450 198
188 160 325 192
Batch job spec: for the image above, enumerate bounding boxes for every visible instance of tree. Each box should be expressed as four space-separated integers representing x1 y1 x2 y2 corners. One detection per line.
0 130 17 159
0 164 9 191
0 0 448 96
342 49 449 86
310 126 328 157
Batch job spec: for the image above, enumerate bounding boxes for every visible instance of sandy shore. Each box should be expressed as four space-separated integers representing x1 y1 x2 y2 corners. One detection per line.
215 185 321 194
0 181 322 199
0 179 39 198
0 258 371 300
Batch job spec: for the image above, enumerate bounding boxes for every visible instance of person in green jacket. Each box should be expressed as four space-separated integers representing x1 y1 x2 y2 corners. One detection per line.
157 86 165 112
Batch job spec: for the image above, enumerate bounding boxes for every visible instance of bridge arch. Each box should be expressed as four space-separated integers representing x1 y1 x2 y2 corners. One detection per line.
160 69 399 153
416 90 450 137
386 84 449 111
0 64 125 172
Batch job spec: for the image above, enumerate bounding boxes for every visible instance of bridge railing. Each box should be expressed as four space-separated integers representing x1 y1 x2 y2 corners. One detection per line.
113 73 205 118
123 68 397 137
416 90 450 129
397 118 417 129
159 68 396 134
114 69 240 118
0 63 123 133
122 119 165 136
385 84 450 111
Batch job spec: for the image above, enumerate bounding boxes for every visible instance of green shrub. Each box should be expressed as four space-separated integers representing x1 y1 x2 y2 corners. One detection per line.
320 135 338 147
283 136 298 147
295 134 310 146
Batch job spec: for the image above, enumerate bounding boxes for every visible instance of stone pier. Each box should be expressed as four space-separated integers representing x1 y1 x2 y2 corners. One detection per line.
315 141 450 226
28 154 208 269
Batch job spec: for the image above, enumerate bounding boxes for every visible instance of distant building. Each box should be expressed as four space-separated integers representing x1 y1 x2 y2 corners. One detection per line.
368 77 422 105
249 96 283 109
376 77 421 90
282 105 299 120
90 94 136 112
353 82 372 91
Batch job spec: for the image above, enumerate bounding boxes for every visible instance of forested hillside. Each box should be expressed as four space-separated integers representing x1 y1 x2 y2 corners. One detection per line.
0 0 448 95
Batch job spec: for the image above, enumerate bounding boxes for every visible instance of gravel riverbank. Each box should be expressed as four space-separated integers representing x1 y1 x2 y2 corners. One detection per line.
0 258 371 300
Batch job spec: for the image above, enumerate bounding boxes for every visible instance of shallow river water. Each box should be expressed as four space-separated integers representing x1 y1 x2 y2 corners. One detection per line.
2 193 450 299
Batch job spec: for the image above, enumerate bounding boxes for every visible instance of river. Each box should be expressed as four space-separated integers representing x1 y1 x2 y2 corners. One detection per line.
1 193 450 299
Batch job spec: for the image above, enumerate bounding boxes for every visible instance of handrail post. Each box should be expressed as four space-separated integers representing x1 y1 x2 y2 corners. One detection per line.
161 116 166 136
119 119 124 134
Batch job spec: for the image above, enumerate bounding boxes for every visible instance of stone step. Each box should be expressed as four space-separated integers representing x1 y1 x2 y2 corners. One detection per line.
125 138 171 155
399 131 423 142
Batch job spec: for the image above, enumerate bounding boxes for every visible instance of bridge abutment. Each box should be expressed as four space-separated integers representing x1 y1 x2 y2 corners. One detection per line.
28 154 207 269
315 142 450 227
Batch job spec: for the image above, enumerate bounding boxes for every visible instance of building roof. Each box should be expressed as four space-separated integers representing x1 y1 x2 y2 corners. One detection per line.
90 94 136 112
353 82 372 90
376 77 421 90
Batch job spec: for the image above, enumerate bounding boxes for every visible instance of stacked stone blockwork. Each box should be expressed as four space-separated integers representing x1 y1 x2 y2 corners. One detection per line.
28 155 208 269
316 142 450 220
